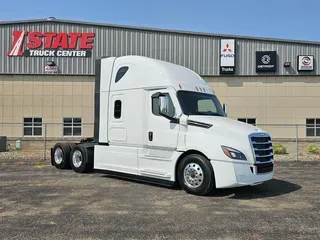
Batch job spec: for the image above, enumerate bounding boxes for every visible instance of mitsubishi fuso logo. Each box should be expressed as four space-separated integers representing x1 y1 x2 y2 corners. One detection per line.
223 44 232 52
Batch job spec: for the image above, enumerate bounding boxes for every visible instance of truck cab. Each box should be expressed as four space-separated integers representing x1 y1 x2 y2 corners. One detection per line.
51 56 274 196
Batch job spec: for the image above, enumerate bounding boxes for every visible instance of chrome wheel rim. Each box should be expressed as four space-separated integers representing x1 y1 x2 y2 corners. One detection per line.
72 150 83 168
184 163 204 188
54 148 63 164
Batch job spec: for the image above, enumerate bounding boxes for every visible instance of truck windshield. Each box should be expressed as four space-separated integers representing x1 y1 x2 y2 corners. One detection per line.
177 90 225 117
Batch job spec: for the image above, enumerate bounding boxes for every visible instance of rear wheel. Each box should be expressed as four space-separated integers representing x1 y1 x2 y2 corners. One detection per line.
68 143 77 152
52 143 72 169
70 145 93 173
178 154 215 196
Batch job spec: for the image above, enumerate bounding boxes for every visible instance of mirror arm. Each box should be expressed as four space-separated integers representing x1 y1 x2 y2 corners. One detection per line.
159 112 180 124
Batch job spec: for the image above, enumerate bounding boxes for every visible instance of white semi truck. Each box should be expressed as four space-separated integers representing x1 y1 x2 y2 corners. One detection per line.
51 56 274 196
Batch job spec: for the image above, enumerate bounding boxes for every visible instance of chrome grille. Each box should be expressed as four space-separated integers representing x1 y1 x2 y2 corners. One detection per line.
249 133 273 164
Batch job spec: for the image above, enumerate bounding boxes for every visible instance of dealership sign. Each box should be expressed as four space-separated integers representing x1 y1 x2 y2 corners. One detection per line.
45 65 58 73
220 39 236 74
297 55 314 71
256 51 277 72
7 31 95 57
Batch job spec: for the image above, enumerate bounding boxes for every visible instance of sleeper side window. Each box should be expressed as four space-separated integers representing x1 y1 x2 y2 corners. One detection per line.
152 93 175 118
115 67 129 83
114 100 122 119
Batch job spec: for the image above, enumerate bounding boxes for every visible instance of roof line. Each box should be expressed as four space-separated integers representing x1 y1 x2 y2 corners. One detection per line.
1 18 320 46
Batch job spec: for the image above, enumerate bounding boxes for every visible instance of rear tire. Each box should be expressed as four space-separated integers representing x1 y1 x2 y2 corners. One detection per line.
68 143 77 151
52 143 72 169
178 154 215 196
70 145 93 173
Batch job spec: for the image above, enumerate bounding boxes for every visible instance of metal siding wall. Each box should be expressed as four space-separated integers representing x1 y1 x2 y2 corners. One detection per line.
0 22 219 75
237 39 320 75
1 21 320 76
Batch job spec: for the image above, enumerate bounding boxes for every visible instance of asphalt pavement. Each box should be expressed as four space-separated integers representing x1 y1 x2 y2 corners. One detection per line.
0 160 319 240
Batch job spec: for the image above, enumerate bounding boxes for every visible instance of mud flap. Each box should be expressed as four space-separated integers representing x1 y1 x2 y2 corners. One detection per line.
50 148 54 166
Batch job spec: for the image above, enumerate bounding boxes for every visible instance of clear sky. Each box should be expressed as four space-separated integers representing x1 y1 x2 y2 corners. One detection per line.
0 0 319 41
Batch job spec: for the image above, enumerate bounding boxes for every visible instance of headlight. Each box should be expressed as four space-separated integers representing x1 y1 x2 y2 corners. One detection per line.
221 146 247 160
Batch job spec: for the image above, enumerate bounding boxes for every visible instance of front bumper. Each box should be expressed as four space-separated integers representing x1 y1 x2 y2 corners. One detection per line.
210 160 274 188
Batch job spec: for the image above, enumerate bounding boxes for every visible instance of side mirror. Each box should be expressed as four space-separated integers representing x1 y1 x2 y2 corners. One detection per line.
151 92 179 124
223 103 228 117
159 95 170 116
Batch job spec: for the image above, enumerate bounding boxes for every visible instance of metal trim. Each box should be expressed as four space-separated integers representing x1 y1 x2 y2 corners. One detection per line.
187 120 213 129
1 18 320 46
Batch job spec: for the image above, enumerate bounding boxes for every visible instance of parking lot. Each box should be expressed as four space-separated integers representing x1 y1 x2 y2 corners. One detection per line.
0 159 320 240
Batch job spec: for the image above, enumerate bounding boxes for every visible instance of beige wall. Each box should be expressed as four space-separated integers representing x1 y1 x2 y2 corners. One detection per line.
204 76 320 138
1 74 320 139
0 75 94 138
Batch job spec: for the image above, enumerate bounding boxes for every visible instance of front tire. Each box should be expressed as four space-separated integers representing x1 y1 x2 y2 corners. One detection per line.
70 145 93 173
178 154 215 196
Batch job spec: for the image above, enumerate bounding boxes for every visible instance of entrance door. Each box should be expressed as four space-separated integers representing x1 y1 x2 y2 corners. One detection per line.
138 88 180 180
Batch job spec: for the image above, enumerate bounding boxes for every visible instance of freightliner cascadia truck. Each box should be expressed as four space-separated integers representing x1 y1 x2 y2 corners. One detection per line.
51 56 274 196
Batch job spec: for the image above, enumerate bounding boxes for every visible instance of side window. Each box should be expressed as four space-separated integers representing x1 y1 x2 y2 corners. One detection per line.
152 93 175 118
115 67 129 83
114 100 122 119
23 117 42 136
306 118 320 137
63 118 82 136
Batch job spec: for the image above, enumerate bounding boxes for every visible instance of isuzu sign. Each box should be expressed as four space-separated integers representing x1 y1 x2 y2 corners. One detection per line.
297 55 314 71
220 39 236 74
7 31 95 57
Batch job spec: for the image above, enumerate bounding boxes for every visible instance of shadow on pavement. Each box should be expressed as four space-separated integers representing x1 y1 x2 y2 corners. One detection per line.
101 174 301 200
207 178 302 199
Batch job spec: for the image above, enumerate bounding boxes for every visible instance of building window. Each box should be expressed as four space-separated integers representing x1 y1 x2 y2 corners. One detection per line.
238 118 256 126
152 93 175 118
306 118 320 137
114 100 122 119
63 118 82 136
23 117 42 136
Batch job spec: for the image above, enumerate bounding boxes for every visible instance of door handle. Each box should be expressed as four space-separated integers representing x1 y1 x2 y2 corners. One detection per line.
148 131 153 141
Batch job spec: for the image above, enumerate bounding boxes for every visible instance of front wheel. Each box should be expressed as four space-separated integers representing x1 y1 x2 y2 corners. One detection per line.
178 154 215 196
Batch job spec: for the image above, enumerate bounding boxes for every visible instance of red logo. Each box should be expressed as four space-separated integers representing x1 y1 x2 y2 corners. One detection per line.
223 44 232 52
301 56 311 66
7 30 95 57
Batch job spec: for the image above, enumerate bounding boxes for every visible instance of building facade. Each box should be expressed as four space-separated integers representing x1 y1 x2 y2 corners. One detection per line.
1 18 320 138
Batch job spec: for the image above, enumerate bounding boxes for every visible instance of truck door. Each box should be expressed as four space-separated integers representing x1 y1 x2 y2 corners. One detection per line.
138 88 180 179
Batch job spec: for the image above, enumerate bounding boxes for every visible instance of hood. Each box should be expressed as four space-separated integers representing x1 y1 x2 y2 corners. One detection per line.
188 115 265 136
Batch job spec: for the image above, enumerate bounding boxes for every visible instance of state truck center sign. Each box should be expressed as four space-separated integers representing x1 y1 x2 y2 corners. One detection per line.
7 30 95 57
